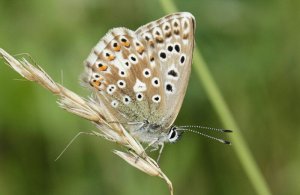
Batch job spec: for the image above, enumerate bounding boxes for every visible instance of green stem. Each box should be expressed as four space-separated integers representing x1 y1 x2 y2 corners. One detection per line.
159 1 272 195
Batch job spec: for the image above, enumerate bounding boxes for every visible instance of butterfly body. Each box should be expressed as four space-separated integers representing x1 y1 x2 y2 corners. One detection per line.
83 12 195 149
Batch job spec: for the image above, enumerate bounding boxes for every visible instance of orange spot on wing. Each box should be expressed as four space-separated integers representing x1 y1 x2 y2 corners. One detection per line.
137 46 145 54
121 41 130 48
113 45 121 51
90 77 105 90
91 80 101 87
107 55 115 61
98 65 108 71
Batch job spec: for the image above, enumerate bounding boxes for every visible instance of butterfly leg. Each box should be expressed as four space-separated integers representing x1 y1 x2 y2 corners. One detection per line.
156 143 164 163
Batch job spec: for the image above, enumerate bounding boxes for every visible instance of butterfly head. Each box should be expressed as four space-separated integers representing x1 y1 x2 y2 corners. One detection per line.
167 126 183 143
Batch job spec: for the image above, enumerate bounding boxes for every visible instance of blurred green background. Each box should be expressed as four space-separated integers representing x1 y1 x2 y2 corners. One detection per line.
0 0 299 194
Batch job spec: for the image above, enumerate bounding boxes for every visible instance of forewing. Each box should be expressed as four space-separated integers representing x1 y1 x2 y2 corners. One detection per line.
135 12 196 128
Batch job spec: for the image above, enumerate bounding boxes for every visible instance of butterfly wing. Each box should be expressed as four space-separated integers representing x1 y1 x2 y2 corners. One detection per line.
82 12 195 135
83 27 159 125
135 12 195 129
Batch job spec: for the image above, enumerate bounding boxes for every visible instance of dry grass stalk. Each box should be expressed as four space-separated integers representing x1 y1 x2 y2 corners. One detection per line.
0 48 173 195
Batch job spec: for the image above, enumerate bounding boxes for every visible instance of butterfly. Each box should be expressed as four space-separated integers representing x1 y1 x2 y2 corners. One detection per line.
82 12 230 160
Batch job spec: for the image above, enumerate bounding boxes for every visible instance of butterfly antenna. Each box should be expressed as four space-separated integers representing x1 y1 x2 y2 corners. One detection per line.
55 131 95 161
177 128 231 145
178 125 232 133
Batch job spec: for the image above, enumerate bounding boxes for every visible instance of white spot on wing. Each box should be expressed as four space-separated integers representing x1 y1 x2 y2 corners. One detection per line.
133 79 147 92
111 100 118 108
107 84 117 94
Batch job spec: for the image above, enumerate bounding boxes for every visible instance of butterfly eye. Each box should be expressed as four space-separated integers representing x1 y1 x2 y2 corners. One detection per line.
168 127 179 142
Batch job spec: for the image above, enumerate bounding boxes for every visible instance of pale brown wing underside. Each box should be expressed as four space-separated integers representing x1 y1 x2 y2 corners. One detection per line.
82 12 195 131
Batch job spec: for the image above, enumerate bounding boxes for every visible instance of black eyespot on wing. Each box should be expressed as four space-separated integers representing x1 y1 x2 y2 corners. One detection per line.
168 70 178 77
160 52 166 59
131 56 136 61
174 44 180 52
180 55 185 63
166 84 173 92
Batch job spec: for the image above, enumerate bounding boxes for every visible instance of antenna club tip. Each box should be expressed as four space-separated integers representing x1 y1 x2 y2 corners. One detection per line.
224 140 231 145
223 130 233 133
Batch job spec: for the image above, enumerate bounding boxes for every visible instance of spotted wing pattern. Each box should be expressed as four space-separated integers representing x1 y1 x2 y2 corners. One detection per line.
82 12 195 135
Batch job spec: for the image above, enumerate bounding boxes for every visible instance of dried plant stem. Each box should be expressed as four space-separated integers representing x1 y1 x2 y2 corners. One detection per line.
0 48 173 195
159 1 272 195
